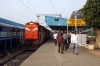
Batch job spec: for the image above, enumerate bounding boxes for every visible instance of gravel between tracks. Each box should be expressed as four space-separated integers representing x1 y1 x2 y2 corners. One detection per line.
2 50 34 66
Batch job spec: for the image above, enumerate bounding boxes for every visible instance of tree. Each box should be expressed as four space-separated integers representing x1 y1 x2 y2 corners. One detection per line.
70 9 86 32
70 9 83 19
82 0 100 47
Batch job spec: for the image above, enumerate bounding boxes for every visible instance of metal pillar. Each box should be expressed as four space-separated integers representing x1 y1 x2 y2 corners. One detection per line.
67 19 68 35
10 40 12 50
37 15 40 23
66 18 69 43
4 40 7 55
4 40 6 52
75 10 77 31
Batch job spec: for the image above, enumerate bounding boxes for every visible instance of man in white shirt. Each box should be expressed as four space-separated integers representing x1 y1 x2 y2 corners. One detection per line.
53 32 58 46
63 32 67 50
71 31 78 55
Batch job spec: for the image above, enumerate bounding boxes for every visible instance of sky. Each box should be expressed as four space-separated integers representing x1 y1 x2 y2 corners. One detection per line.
0 0 87 27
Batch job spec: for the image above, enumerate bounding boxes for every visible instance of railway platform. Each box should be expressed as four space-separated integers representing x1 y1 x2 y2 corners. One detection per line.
20 39 100 66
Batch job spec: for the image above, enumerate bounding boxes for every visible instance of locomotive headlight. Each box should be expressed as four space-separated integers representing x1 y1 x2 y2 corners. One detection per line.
30 23 33 24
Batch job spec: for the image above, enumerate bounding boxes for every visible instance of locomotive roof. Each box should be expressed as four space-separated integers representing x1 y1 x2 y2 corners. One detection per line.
26 21 39 24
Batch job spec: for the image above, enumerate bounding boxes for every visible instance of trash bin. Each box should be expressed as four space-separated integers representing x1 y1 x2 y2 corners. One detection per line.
86 40 90 44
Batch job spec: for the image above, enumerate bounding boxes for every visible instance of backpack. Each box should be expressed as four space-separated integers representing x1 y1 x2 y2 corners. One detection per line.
57 35 63 43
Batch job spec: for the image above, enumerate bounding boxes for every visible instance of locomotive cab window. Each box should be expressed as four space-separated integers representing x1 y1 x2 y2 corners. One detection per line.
27 23 29 25
54 18 59 22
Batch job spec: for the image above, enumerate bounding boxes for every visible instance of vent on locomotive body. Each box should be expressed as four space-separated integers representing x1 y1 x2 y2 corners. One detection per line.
30 29 33 33
29 22 34 33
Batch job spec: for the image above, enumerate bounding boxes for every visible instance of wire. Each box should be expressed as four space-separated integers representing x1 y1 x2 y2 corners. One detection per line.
19 0 36 16
27 0 38 14
49 0 57 14
0 14 24 22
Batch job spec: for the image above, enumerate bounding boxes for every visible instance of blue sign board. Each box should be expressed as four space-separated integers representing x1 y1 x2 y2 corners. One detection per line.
45 16 67 26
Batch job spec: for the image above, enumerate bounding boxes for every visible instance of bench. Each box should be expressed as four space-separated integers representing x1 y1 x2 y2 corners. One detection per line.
85 44 94 50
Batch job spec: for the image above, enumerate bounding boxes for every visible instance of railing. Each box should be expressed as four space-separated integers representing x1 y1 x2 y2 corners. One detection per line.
0 37 20 55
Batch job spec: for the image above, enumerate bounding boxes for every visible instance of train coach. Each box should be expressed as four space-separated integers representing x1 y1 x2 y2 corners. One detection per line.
21 21 50 47
0 18 24 55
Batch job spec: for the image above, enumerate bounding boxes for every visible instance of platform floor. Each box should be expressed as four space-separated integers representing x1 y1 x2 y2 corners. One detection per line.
20 39 100 66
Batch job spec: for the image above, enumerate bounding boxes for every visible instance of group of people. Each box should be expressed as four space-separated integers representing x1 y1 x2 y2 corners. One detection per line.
53 30 78 55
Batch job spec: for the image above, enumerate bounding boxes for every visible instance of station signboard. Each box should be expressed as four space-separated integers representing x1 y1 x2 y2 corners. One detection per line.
68 19 86 26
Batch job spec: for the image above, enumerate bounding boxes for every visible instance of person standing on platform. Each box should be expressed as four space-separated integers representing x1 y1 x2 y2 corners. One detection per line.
71 31 78 55
67 31 73 49
67 35 71 49
53 32 58 46
57 32 64 54
63 32 67 51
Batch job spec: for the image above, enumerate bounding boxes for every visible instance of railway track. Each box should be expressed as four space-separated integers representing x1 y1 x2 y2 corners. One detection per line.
0 50 35 66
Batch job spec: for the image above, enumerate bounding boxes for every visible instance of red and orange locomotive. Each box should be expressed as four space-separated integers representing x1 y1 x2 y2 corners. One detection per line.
21 21 50 45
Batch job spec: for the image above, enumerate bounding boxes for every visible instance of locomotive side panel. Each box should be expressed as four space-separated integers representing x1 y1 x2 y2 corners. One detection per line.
23 21 50 46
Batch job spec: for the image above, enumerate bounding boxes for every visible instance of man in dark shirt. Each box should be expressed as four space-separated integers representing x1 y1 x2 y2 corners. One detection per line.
57 32 64 54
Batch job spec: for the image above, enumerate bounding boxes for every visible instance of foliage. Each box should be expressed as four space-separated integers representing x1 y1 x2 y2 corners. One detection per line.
82 0 100 29
70 9 83 19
